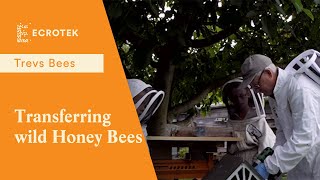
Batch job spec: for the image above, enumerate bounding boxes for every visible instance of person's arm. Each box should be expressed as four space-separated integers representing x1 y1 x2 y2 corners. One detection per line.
235 130 258 151
265 86 316 174
229 129 257 153
256 118 276 154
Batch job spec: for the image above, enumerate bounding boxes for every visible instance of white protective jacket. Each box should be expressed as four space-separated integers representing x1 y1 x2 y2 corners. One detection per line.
228 117 276 165
223 78 276 165
265 68 320 179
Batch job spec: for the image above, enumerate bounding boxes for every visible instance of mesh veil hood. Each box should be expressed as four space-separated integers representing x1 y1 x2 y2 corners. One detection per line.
127 79 165 124
222 77 266 121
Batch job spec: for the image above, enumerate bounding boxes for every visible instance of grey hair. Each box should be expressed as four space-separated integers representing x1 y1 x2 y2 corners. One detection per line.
265 63 277 73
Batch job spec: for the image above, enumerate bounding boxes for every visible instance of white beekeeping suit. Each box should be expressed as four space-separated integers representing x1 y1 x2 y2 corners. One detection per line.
127 79 164 136
265 50 320 179
222 78 276 165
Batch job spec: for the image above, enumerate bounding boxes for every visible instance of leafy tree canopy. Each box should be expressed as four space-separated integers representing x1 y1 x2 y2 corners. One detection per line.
105 0 320 135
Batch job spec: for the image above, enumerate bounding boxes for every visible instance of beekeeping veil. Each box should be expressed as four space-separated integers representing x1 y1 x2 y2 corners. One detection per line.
127 79 165 124
222 77 265 121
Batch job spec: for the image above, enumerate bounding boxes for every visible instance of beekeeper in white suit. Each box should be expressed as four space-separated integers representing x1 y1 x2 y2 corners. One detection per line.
127 79 164 136
222 77 275 165
240 54 320 179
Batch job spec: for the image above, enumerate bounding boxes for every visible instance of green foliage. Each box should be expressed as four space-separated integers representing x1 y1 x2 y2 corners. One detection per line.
105 0 320 116
178 147 189 159
199 90 223 117
303 8 314 20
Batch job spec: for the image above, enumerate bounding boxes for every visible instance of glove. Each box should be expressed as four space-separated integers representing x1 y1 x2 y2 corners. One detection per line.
228 143 238 154
255 163 269 179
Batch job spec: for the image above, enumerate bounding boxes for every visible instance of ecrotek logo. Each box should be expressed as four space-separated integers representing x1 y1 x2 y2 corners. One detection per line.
32 29 79 37
17 22 79 43
17 23 30 43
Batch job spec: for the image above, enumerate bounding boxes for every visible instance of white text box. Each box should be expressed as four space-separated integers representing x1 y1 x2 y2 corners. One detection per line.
0 54 104 73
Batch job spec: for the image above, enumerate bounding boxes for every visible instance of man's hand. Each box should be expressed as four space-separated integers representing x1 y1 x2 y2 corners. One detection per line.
255 163 269 179
228 143 238 154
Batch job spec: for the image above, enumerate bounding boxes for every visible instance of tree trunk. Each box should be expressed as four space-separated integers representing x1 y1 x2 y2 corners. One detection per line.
148 46 176 136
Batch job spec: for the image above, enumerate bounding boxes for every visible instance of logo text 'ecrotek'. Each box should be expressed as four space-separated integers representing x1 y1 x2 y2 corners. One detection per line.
32 29 78 37
17 23 79 43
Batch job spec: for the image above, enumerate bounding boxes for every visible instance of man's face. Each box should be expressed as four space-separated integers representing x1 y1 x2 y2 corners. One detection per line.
227 87 251 120
231 88 249 108
250 70 274 96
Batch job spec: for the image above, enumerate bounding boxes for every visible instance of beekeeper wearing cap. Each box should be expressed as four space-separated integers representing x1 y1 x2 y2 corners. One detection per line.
127 79 164 136
240 54 320 179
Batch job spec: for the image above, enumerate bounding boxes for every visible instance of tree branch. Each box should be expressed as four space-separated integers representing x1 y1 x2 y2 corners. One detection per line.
168 73 240 119
190 24 242 48
173 114 194 126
